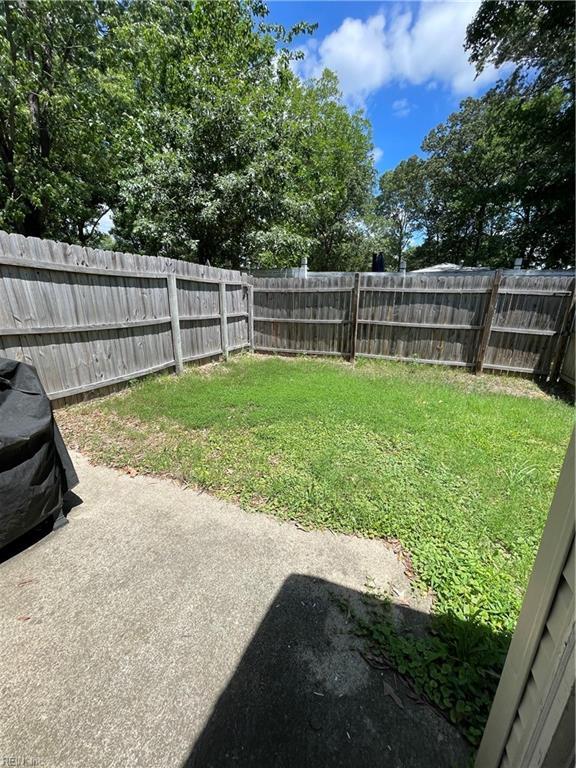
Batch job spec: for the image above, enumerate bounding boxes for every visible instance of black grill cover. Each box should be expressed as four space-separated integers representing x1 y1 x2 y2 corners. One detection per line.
0 357 78 548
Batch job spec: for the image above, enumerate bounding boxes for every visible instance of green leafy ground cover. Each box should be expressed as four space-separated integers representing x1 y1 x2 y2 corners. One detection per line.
58 355 573 744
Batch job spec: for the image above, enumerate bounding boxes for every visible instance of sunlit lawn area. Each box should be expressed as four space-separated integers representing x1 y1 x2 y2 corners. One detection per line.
58 354 573 744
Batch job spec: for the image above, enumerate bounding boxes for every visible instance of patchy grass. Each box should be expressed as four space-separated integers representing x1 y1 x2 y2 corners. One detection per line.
58 353 573 744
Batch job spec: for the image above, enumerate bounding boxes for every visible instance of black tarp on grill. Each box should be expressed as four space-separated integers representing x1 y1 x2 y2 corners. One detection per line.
0 357 78 548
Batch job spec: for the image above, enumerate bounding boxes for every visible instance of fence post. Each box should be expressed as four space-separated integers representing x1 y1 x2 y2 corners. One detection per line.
548 297 575 382
167 271 183 374
219 280 229 360
349 272 361 362
476 269 502 374
247 283 254 352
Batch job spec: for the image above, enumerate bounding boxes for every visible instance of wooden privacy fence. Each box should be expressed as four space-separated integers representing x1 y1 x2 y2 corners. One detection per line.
0 231 574 400
252 271 575 378
0 231 249 399
560 322 575 387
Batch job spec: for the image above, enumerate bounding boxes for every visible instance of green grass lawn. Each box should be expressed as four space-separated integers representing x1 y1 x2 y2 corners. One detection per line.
58 354 574 744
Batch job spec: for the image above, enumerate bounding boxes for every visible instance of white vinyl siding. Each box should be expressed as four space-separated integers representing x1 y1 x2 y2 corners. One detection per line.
476 433 575 768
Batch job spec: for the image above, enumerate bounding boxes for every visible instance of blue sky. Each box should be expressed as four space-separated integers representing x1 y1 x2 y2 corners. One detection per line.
267 1 504 172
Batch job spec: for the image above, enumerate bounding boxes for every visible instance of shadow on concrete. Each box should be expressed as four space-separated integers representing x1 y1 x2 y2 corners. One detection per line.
0 490 82 565
183 574 480 768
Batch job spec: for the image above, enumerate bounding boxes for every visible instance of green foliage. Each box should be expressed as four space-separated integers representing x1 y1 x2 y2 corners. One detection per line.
357 599 508 745
2 0 572 271
376 0 574 270
0 0 376 269
95 232 117 252
377 156 427 266
281 71 375 271
0 0 121 241
421 86 573 269
61 356 573 743
113 14 376 269
463 0 574 269
111 0 297 264
466 0 574 95
379 83 574 270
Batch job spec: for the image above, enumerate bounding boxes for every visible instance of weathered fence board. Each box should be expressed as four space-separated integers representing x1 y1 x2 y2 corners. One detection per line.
251 275 353 356
559 301 575 388
560 334 575 386
251 270 575 380
482 272 574 376
0 231 248 399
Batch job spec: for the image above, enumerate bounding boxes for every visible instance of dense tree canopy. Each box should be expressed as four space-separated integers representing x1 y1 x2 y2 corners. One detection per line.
111 0 300 265
281 71 375 271
0 0 573 271
0 0 120 241
466 0 574 95
0 0 376 269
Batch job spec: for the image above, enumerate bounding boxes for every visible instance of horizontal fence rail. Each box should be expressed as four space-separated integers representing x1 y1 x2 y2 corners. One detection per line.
0 230 574 399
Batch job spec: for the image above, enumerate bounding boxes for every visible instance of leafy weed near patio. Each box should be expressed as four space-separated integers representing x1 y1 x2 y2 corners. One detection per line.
58 354 573 744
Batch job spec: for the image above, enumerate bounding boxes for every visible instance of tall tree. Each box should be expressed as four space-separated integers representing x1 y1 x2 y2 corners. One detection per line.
0 0 121 242
465 0 574 268
376 156 426 266
415 86 573 269
112 4 376 270
377 0 574 270
110 0 291 264
420 93 516 268
0 0 377 270
280 70 375 272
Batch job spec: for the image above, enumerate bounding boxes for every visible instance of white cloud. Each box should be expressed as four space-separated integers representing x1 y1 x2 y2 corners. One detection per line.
392 98 411 118
372 146 384 164
293 2 504 105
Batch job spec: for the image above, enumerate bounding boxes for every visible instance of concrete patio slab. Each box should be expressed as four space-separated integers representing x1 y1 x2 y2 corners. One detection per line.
0 451 470 768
